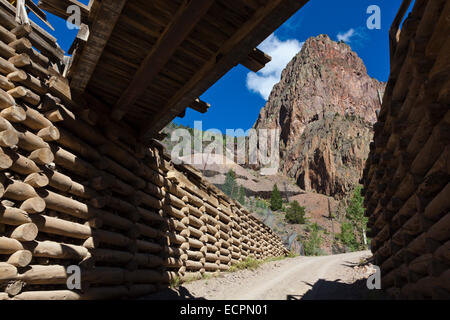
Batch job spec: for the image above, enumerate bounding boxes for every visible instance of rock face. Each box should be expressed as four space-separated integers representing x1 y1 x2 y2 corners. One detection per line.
283 113 374 198
179 153 303 198
253 34 385 198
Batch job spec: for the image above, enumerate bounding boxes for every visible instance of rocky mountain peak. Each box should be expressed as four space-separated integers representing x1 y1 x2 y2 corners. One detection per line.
254 34 385 198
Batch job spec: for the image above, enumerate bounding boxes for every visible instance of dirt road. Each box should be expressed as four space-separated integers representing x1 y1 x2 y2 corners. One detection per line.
149 251 378 300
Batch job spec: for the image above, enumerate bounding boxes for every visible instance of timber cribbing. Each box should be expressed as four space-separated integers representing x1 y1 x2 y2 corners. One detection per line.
0 6 288 300
362 0 449 299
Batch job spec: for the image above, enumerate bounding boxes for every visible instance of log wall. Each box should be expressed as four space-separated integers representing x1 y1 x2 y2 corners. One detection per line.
362 0 449 299
0 7 288 300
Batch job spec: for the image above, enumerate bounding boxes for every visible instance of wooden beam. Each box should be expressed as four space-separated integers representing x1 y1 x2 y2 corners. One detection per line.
0 0 64 62
110 0 215 121
178 109 186 118
82 91 139 140
188 98 210 114
69 0 126 95
241 48 272 73
66 23 89 79
68 23 89 55
140 0 309 139
154 132 167 142
389 0 413 67
37 0 90 25
26 0 55 31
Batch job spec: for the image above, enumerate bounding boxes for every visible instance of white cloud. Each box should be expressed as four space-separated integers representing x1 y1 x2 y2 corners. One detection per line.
337 28 355 43
246 34 303 100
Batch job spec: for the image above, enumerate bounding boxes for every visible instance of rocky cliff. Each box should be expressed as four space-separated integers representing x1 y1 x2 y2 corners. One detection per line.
253 34 385 198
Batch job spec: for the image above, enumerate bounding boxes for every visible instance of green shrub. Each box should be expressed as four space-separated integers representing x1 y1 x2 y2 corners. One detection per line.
222 170 239 199
337 221 360 251
169 276 181 288
301 223 324 256
270 184 282 211
238 185 246 205
285 201 306 224
286 252 298 258
228 258 261 272
337 185 368 251
228 256 289 273
254 198 268 209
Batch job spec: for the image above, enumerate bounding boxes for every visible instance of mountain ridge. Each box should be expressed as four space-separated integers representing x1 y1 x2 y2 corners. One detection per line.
253 34 385 198
161 34 385 254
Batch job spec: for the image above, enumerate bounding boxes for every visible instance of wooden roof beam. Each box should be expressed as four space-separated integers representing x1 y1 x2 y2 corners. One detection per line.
154 132 168 141
241 48 272 73
0 0 64 62
38 0 91 25
389 0 412 67
66 23 89 78
177 97 209 119
140 0 309 139
110 0 215 122
68 23 89 53
26 0 55 31
188 98 210 114
69 0 126 95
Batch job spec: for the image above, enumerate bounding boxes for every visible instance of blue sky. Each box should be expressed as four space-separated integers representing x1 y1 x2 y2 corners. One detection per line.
30 0 412 133
176 0 412 133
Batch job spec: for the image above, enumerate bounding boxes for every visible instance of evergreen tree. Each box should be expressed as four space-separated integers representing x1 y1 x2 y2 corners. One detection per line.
238 186 246 205
338 221 359 251
346 185 368 248
223 170 240 200
232 184 239 200
285 201 306 224
303 223 323 256
270 184 282 211
337 185 368 251
223 170 236 198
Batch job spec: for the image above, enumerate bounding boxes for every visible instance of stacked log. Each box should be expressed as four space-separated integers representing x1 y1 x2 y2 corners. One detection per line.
165 161 288 280
0 5 288 300
362 0 450 299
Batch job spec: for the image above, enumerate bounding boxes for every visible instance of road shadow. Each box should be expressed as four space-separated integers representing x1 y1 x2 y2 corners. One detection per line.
289 278 388 300
141 286 205 300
